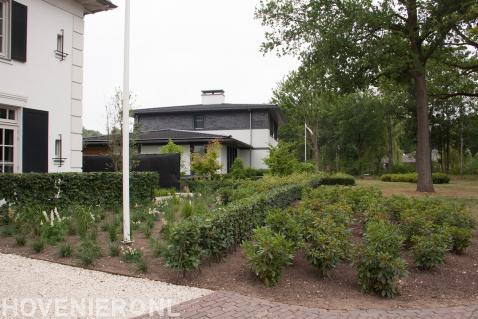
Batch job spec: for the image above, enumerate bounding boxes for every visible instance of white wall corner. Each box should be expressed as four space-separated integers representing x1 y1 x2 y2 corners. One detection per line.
71 99 82 117
72 48 83 67
71 116 82 134
73 16 84 34
71 82 83 101
71 133 83 152
72 65 83 84
70 150 83 169
72 32 84 51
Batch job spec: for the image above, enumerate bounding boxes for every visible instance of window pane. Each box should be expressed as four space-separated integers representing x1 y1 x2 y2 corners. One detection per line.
4 146 13 162
0 109 6 119
0 129 3 145
7 110 15 120
4 164 13 173
0 146 3 161
4 129 13 145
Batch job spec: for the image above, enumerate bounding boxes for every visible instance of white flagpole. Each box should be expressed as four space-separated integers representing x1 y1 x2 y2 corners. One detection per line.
122 0 131 243
304 123 307 162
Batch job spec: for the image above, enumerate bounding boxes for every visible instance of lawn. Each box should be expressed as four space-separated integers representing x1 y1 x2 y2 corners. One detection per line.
357 177 478 218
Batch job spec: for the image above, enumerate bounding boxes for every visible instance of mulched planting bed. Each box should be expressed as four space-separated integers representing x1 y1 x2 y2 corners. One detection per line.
1 223 477 311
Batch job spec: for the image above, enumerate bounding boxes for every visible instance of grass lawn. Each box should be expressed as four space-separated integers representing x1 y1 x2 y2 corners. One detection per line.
357 177 478 218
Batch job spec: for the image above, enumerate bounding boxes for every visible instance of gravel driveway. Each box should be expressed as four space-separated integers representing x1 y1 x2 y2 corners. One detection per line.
0 253 211 318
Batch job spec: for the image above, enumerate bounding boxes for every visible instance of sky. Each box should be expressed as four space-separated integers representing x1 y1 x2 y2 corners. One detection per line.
82 0 300 133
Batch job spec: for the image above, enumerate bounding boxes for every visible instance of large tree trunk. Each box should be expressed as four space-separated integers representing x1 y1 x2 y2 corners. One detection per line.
415 73 435 192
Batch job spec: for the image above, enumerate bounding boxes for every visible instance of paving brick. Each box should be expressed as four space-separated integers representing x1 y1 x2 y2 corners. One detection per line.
133 291 478 319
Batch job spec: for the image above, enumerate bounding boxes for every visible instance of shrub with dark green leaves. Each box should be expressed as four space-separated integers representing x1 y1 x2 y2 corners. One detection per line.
355 219 407 298
411 230 451 270
380 173 450 184
304 215 350 277
162 183 305 274
447 226 474 254
243 227 295 287
161 219 203 276
0 172 159 210
77 240 102 267
265 209 301 244
355 248 407 298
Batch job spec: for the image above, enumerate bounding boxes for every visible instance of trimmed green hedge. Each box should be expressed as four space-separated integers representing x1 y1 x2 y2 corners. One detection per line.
162 183 305 274
0 172 159 209
380 173 450 184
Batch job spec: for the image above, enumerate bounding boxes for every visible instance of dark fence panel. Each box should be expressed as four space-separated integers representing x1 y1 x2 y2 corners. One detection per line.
83 154 180 189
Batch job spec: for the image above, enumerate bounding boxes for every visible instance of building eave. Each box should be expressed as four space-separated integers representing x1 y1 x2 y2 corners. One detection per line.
75 0 117 14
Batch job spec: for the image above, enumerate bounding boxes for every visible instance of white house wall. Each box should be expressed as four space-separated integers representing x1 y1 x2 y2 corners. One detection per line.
0 0 85 173
199 129 276 169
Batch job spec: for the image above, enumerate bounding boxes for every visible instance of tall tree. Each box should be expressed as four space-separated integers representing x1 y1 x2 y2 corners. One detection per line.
256 0 478 192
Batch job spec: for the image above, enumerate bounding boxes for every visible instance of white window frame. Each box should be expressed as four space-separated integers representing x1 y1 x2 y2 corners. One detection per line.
0 105 18 173
0 0 11 60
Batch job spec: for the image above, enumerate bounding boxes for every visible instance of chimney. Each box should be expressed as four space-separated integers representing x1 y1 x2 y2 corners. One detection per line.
201 90 225 105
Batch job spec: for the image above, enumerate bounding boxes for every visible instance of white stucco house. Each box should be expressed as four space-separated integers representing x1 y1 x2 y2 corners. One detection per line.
83 90 285 175
0 0 115 174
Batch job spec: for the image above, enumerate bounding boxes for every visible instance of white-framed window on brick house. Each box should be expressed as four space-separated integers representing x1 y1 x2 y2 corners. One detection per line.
0 0 10 59
0 106 18 174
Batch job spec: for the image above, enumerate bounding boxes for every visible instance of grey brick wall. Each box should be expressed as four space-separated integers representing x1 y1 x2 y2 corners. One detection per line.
137 111 270 131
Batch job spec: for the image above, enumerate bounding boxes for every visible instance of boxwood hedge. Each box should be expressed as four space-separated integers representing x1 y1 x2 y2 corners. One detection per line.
0 172 159 209
380 173 450 184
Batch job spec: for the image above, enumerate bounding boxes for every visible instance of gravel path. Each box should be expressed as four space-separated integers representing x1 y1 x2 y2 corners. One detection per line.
0 253 211 318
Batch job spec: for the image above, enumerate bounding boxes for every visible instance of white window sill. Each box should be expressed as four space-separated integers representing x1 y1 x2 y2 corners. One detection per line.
0 57 13 65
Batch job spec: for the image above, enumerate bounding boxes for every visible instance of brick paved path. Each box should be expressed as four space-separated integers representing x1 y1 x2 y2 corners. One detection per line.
137 291 478 319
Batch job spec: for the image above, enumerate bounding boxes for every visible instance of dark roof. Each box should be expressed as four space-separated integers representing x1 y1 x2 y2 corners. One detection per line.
76 0 117 14
132 103 285 123
83 129 252 149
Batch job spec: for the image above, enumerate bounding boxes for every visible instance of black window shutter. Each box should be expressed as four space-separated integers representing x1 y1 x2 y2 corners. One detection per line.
23 108 49 173
11 1 28 62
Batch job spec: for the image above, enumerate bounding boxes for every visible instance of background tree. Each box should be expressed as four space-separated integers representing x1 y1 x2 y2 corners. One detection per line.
160 139 186 173
191 140 222 179
256 0 478 192
82 127 102 138
105 88 138 171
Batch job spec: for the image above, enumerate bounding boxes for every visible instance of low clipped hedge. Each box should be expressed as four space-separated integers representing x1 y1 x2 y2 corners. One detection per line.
162 180 316 274
0 172 159 209
380 173 450 184
318 173 355 186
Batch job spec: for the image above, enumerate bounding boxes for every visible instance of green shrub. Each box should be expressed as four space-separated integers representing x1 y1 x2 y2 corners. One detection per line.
265 209 301 244
364 219 404 256
32 239 45 253
71 206 97 239
1 225 16 237
243 227 295 287
40 221 68 245
0 172 159 210
161 219 203 276
319 173 355 186
380 173 450 184
304 215 350 277
411 230 451 270
109 243 120 257
77 241 102 267
162 183 305 275
15 234 26 246
264 141 300 176
447 226 473 254
58 242 73 258
355 249 407 298
355 219 407 298
106 223 119 242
